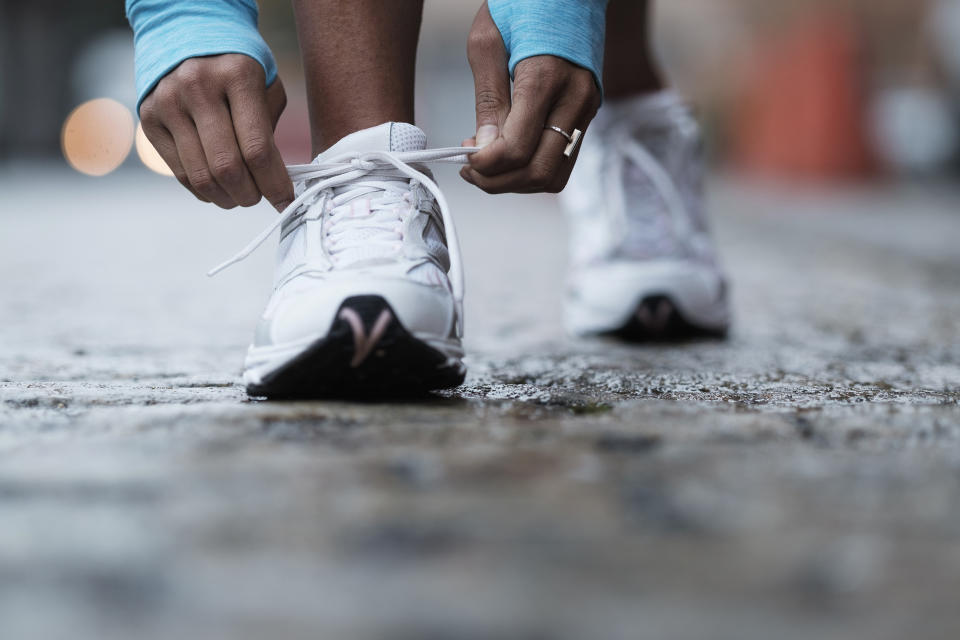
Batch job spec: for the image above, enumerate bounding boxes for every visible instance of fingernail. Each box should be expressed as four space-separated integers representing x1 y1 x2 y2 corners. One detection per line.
475 124 498 148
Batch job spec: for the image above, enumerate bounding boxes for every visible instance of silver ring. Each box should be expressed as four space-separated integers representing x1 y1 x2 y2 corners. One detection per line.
544 125 583 158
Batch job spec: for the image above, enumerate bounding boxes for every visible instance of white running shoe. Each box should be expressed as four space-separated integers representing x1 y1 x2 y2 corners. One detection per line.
209 122 476 398
560 90 731 340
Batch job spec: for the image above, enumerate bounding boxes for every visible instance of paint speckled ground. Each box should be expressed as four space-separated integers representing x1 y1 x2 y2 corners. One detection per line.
1 166 959 640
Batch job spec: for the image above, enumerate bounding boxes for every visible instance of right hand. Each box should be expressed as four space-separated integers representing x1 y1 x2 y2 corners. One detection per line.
139 54 294 211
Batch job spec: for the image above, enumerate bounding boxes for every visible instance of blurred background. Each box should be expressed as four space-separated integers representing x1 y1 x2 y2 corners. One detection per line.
3 5 960 640
4 0 960 181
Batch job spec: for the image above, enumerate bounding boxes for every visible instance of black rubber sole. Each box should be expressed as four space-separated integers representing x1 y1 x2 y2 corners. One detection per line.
603 294 729 343
247 296 465 400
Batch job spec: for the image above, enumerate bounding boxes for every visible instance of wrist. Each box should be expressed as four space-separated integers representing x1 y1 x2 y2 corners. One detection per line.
127 0 278 112
486 0 609 93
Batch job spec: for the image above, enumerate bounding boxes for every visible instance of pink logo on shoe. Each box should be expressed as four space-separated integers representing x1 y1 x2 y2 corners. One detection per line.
338 308 393 367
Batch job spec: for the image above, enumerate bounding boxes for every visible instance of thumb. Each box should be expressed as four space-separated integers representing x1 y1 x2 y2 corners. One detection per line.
467 3 511 148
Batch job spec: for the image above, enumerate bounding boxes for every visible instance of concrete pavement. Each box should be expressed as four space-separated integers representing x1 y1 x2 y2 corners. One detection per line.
1 166 959 639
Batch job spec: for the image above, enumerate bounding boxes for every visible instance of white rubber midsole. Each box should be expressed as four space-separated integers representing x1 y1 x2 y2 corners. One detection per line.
565 259 731 335
242 331 464 388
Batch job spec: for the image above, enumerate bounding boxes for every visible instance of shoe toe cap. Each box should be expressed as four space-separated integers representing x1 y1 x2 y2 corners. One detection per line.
256 277 455 348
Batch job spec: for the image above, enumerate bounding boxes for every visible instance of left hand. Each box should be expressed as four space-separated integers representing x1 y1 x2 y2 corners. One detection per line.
461 2 602 194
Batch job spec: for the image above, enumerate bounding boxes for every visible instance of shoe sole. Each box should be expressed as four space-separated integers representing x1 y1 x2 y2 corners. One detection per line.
603 294 728 342
565 260 731 339
246 295 465 399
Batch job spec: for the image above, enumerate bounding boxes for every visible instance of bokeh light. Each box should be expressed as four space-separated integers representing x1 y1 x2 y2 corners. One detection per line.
61 98 135 176
135 122 175 176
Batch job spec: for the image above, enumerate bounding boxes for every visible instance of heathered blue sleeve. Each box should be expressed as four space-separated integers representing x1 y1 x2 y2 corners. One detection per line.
126 0 278 113
487 0 608 91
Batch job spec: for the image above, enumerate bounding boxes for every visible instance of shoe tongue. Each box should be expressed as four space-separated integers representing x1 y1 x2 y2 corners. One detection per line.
314 122 426 163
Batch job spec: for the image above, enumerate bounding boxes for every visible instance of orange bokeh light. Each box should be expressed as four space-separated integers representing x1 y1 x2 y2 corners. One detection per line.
61 98 135 176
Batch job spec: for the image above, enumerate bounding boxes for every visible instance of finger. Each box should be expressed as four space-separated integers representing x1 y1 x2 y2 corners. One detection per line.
190 100 261 208
462 130 576 194
462 98 584 194
467 3 511 149
469 61 558 177
165 114 235 208
140 95 209 202
542 96 591 192
141 122 209 202
227 80 295 211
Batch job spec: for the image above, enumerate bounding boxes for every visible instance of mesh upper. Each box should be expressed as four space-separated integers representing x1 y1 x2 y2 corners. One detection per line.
276 122 447 288
562 90 713 265
390 123 427 153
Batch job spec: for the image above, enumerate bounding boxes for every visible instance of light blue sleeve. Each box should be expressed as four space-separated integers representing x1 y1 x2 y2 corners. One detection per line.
126 0 278 114
487 0 608 91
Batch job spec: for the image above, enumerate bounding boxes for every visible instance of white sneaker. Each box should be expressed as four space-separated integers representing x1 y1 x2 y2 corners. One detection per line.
560 90 731 340
209 122 475 398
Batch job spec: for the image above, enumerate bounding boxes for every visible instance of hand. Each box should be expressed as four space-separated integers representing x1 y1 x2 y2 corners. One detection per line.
139 54 294 211
461 2 602 194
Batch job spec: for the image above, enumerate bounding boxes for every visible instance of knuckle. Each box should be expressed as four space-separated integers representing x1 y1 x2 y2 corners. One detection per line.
221 55 252 74
211 154 243 184
189 169 215 194
528 61 563 88
221 56 262 90
512 75 542 98
139 107 161 129
541 67 563 87
474 88 505 115
152 83 180 110
174 59 206 89
225 71 258 95
241 140 272 170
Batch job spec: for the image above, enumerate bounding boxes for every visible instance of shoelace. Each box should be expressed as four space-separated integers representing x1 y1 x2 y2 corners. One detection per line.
600 106 700 259
208 146 480 332
321 181 413 265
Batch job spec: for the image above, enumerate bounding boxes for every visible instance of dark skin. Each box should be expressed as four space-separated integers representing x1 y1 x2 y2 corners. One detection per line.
461 0 662 192
603 0 662 99
139 0 659 208
291 0 424 154
139 55 293 211
459 3 600 194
